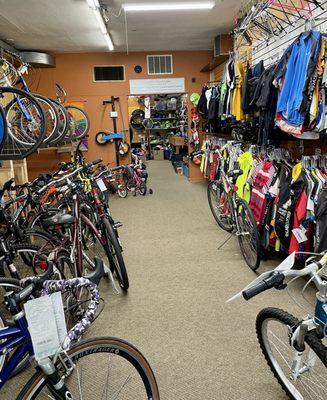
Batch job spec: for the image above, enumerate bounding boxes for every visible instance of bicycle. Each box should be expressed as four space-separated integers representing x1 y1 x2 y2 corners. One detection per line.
229 251 327 399
28 160 129 291
205 141 260 270
0 264 160 399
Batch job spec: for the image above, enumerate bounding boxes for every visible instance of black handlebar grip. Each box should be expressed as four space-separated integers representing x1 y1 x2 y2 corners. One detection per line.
242 281 268 301
242 272 285 301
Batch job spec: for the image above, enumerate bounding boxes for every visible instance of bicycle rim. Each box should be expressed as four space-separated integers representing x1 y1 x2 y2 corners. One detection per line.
0 88 46 159
18 337 160 400
208 182 233 232
259 312 327 400
65 105 89 140
236 199 260 270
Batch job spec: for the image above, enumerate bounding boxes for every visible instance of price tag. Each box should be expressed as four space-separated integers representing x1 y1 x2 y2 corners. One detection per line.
292 226 307 243
110 111 118 118
25 293 67 361
96 179 107 192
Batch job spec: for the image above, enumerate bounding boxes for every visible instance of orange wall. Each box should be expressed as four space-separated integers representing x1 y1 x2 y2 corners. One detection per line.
29 51 211 165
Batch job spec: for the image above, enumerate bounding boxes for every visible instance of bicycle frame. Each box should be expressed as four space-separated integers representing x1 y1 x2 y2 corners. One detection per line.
0 316 33 389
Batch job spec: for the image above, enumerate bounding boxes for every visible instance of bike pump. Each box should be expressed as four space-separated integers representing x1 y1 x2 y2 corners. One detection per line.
103 96 120 166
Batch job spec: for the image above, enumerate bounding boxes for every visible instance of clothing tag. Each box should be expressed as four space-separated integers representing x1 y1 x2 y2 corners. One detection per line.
50 292 67 344
25 295 60 360
96 179 107 192
292 227 307 243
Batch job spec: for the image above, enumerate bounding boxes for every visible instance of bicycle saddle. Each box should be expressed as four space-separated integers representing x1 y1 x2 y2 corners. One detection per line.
43 212 74 228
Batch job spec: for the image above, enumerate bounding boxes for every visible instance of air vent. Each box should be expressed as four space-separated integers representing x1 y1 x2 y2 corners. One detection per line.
93 66 125 81
147 55 173 75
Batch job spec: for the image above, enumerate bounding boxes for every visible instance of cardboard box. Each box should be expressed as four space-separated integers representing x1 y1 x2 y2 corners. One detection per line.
169 137 186 146
153 149 164 160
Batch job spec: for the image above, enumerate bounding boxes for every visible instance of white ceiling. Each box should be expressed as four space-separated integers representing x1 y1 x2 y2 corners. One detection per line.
0 0 240 53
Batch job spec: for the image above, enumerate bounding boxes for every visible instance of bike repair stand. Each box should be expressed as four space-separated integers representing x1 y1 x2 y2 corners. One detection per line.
103 96 120 166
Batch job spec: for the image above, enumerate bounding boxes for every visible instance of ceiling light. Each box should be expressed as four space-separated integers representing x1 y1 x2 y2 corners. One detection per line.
123 2 215 11
93 8 107 35
85 0 114 51
86 0 100 10
104 33 114 51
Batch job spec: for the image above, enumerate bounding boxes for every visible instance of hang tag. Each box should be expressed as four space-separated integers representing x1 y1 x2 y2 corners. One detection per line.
110 111 118 118
50 292 67 344
25 293 67 361
96 179 107 192
292 227 307 243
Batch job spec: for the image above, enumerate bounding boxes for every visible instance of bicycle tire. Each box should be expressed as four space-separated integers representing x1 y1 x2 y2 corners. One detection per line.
207 182 233 232
18 336 160 399
0 87 46 159
33 94 60 146
103 218 129 291
256 307 327 400
48 99 70 145
0 104 7 153
140 182 147 196
236 198 260 271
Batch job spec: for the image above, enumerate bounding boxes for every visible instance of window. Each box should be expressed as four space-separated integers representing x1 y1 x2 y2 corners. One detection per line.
147 55 173 75
93 65 125 81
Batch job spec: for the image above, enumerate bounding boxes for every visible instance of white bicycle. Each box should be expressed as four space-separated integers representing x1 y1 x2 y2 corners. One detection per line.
229 252 327 399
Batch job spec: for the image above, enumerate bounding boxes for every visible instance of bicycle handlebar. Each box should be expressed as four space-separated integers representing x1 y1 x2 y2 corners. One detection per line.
242 272 285 300
36 166 84 194
242 253 327 301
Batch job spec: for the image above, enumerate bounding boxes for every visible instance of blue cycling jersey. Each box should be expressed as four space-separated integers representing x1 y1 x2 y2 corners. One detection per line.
277 31 321 127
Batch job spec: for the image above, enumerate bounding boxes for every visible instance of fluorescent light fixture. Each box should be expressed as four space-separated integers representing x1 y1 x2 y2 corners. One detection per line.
123 2 215 11
85 0 114 51
104 33 114 51
86 0 99 10
93 8 107 35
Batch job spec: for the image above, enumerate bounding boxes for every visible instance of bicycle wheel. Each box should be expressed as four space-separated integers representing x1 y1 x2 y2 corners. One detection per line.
33 94 59 145
0 87 46 159
102 218 129 291
117 184 128 198
207 182 233 232
256 307 327 400
236 198 260 271
0 104 7 153
48 99 70 145
140 182 147 196
18 336 160 399
65 105 89 140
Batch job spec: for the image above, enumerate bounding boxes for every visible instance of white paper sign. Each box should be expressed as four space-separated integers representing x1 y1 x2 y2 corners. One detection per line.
129 78 185 95
97 179 107 192
25 293 67 360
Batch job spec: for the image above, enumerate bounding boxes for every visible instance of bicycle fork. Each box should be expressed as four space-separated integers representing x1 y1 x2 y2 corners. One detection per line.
37 357 73 399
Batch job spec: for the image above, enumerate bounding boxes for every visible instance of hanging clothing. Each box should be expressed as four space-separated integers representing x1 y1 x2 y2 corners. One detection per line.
276 31 321 129
232 61 245 121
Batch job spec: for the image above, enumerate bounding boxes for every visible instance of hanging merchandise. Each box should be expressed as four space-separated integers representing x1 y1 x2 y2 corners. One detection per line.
190 108 200 152
130 109 145 130
208 142 327 259
274 31 324 138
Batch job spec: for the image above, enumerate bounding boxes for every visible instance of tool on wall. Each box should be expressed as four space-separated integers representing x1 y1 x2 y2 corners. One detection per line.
95 96 130 165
